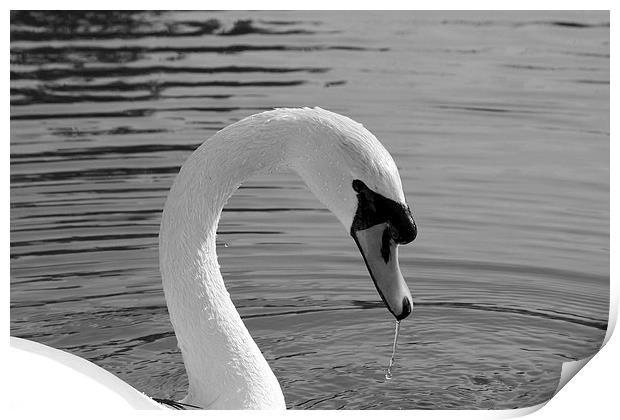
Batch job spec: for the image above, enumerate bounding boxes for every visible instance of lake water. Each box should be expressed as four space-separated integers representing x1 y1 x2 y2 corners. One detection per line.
10 11 609 409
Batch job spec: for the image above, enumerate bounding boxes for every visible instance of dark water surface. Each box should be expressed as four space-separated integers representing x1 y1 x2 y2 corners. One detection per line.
10 11 609 409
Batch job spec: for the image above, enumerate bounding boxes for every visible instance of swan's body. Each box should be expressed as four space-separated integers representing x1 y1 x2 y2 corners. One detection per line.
9 337 165 409
10 108 417 410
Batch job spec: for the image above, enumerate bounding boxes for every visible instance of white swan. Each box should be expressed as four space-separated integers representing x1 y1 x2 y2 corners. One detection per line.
10 107 417 410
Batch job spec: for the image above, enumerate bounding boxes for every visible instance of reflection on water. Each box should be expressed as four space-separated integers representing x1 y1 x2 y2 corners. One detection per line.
10 11 609 409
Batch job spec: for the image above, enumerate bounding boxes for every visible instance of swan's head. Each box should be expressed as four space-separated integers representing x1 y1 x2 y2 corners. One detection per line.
291 108 417 321
348 178 416 321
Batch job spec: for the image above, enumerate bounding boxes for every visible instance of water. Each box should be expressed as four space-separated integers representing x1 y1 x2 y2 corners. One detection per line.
385 320 401 381
10 11 609 409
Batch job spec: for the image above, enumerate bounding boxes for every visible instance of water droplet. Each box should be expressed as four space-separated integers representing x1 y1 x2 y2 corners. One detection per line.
385 320 401 381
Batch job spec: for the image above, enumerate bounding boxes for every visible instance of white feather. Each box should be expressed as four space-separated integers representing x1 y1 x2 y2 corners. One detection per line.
12 108 407 410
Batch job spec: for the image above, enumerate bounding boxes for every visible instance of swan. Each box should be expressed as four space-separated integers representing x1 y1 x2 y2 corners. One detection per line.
10 107 417 410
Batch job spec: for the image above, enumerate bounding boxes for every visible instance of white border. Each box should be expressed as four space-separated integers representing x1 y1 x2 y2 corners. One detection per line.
2 0 617 10
5 3 616 420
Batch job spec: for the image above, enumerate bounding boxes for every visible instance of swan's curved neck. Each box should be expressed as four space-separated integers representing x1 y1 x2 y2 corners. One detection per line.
159 114 323 409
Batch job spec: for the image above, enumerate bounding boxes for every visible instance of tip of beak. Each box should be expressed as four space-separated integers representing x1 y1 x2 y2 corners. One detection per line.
395 296 412 321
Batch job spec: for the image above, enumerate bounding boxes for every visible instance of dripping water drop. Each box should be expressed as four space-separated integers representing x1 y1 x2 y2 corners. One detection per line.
385 320 401 381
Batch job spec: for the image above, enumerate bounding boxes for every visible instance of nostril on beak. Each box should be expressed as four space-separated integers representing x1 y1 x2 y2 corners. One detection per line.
395 296 412 321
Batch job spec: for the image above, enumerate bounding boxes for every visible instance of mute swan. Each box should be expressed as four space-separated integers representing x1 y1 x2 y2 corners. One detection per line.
10 107 417 410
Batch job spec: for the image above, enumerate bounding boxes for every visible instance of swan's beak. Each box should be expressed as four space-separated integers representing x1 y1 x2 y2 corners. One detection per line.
352 223 413 321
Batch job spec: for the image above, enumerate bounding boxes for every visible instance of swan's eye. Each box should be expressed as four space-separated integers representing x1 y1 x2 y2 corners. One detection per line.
388 205 416 244
388 223 402 242
349 180 417 244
